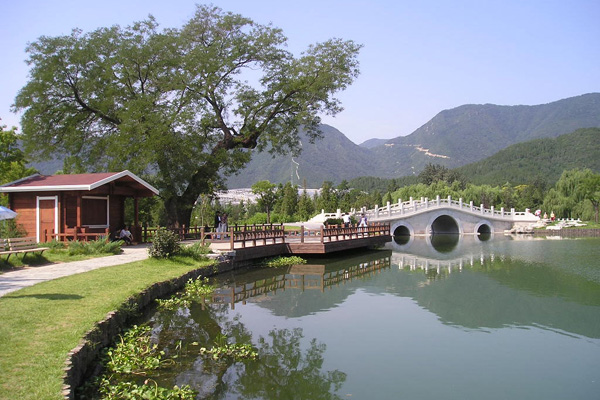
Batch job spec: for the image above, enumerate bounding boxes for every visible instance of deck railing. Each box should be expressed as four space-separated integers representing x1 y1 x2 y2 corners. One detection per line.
141 222 390 250
45 227 110 242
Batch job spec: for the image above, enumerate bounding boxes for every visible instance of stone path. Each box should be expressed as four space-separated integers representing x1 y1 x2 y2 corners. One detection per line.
0 244 150 297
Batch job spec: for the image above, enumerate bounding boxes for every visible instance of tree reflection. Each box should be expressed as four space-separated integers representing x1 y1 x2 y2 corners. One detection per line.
232 328 347 400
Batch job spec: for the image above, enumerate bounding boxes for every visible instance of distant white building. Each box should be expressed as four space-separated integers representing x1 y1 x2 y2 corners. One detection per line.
216 188 320 205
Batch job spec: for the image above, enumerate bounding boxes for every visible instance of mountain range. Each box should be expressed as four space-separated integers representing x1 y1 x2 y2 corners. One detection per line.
226 93 600 187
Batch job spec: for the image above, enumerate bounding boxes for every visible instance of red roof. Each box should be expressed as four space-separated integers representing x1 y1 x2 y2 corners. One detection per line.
0 170 158 196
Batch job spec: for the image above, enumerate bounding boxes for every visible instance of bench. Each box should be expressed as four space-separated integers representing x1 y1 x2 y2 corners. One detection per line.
0 237 50 261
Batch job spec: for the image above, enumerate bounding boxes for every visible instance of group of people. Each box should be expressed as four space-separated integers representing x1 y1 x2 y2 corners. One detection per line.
342 212 368 228
213 211 229 239
535 209 556 221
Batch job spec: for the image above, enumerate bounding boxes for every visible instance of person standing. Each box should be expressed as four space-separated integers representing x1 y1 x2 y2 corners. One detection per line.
342 213 351 228
220 213 229 238
359 214 368 228
214 211 221 239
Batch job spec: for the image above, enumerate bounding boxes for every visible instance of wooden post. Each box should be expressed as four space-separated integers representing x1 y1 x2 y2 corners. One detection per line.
76 195 82 228
301 225 305 243
229 228 234 250
133 197 139 241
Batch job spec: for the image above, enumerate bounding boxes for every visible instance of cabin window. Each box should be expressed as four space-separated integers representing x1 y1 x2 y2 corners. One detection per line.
82 196 109 228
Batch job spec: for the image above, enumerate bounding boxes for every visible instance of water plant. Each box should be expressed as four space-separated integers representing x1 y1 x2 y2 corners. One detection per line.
105 325 166 375
92 325 196 399
97 379 196 400
261 255 307 268
156 277 216 310
199 334 258 362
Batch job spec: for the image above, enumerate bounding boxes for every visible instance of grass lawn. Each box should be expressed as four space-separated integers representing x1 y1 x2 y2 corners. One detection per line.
0 256 214 400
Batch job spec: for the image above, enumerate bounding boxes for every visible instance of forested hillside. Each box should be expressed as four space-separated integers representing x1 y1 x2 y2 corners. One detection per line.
455 127 600 186
370 93 600 177
226 125 380 188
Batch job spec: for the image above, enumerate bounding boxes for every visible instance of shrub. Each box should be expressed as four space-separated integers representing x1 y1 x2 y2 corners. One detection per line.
179 242 211 260
324 218 343 226
67 238 122 256
148 228 181 258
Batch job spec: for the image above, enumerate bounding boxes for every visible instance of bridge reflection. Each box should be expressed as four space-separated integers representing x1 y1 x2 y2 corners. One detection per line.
205 257 391 309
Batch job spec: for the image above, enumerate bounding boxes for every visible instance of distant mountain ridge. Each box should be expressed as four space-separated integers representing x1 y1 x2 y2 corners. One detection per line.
227 93 600 186
370 93 600 177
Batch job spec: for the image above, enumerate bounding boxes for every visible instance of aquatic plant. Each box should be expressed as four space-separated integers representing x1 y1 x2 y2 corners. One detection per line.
156 277 215 310
261 255 307 268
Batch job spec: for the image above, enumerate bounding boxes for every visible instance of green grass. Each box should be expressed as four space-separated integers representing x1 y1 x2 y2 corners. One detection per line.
0 240 124 272
0 256 214 400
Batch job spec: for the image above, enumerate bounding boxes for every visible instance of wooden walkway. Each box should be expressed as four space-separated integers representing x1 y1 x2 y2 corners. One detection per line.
209 224 391 261
144 223 391 261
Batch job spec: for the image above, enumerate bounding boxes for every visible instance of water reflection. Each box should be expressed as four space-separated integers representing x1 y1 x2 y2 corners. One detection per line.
429 233 459 252
149 304 347 399
209 255 391 310
127 237 600 400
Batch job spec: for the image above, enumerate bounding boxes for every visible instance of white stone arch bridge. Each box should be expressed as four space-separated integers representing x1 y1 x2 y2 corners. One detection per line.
360 195 539 236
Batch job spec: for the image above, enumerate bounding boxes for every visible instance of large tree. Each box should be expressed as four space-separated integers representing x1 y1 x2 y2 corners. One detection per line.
0 124 37 186
14 5 361 227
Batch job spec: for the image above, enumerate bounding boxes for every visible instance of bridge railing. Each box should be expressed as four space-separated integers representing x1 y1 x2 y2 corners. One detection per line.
362 195 536 221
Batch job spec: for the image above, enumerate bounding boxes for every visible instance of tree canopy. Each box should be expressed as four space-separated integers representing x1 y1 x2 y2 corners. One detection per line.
0 124 37 187
14 5 362 226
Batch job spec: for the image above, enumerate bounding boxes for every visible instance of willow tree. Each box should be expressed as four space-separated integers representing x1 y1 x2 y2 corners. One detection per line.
14 5 362 227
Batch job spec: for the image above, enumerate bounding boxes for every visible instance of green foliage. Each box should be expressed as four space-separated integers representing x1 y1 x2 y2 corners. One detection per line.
105 325 164 374
324 218 343 226
15 5 361 227
199 334 258 362
261 256 307 268
97 379 196 400
252 180 279 224
457 128 600 187
0 219 26 239
178 242 211 260
0 124 37 187
148 228 181 258
543 168 600 220
67 239 122 256
156 277 215 310
97 325 196 399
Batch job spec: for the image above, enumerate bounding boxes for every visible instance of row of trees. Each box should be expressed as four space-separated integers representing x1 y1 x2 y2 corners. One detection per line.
189 166 599 227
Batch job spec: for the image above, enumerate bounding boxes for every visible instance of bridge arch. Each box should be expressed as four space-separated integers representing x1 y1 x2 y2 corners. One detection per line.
474 220 493 235
391 220 415 237
425 212 462 235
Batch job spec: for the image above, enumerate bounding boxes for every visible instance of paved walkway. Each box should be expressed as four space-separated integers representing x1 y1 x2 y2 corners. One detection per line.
0 244 150 297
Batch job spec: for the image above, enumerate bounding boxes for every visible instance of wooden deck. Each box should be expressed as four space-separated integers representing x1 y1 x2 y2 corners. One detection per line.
207 223 392 261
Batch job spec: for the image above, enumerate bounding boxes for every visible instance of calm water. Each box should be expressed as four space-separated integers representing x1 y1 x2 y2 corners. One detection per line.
144 235 600 399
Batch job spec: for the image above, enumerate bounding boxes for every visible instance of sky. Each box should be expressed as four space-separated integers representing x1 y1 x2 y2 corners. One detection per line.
1 0 599 145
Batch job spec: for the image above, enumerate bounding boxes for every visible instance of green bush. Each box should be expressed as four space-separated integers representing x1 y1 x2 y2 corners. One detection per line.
324 218 343 226
148 228 181 258
179 242 211 260
67 239 122 256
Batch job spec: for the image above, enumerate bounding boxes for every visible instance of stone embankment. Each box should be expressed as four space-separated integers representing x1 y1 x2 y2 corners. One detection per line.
533 228 600 237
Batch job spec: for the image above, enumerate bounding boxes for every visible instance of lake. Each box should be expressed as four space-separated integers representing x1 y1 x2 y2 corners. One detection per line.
142 235 600 399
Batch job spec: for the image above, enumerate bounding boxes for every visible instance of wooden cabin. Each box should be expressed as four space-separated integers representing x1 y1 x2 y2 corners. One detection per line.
0 171 158 242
